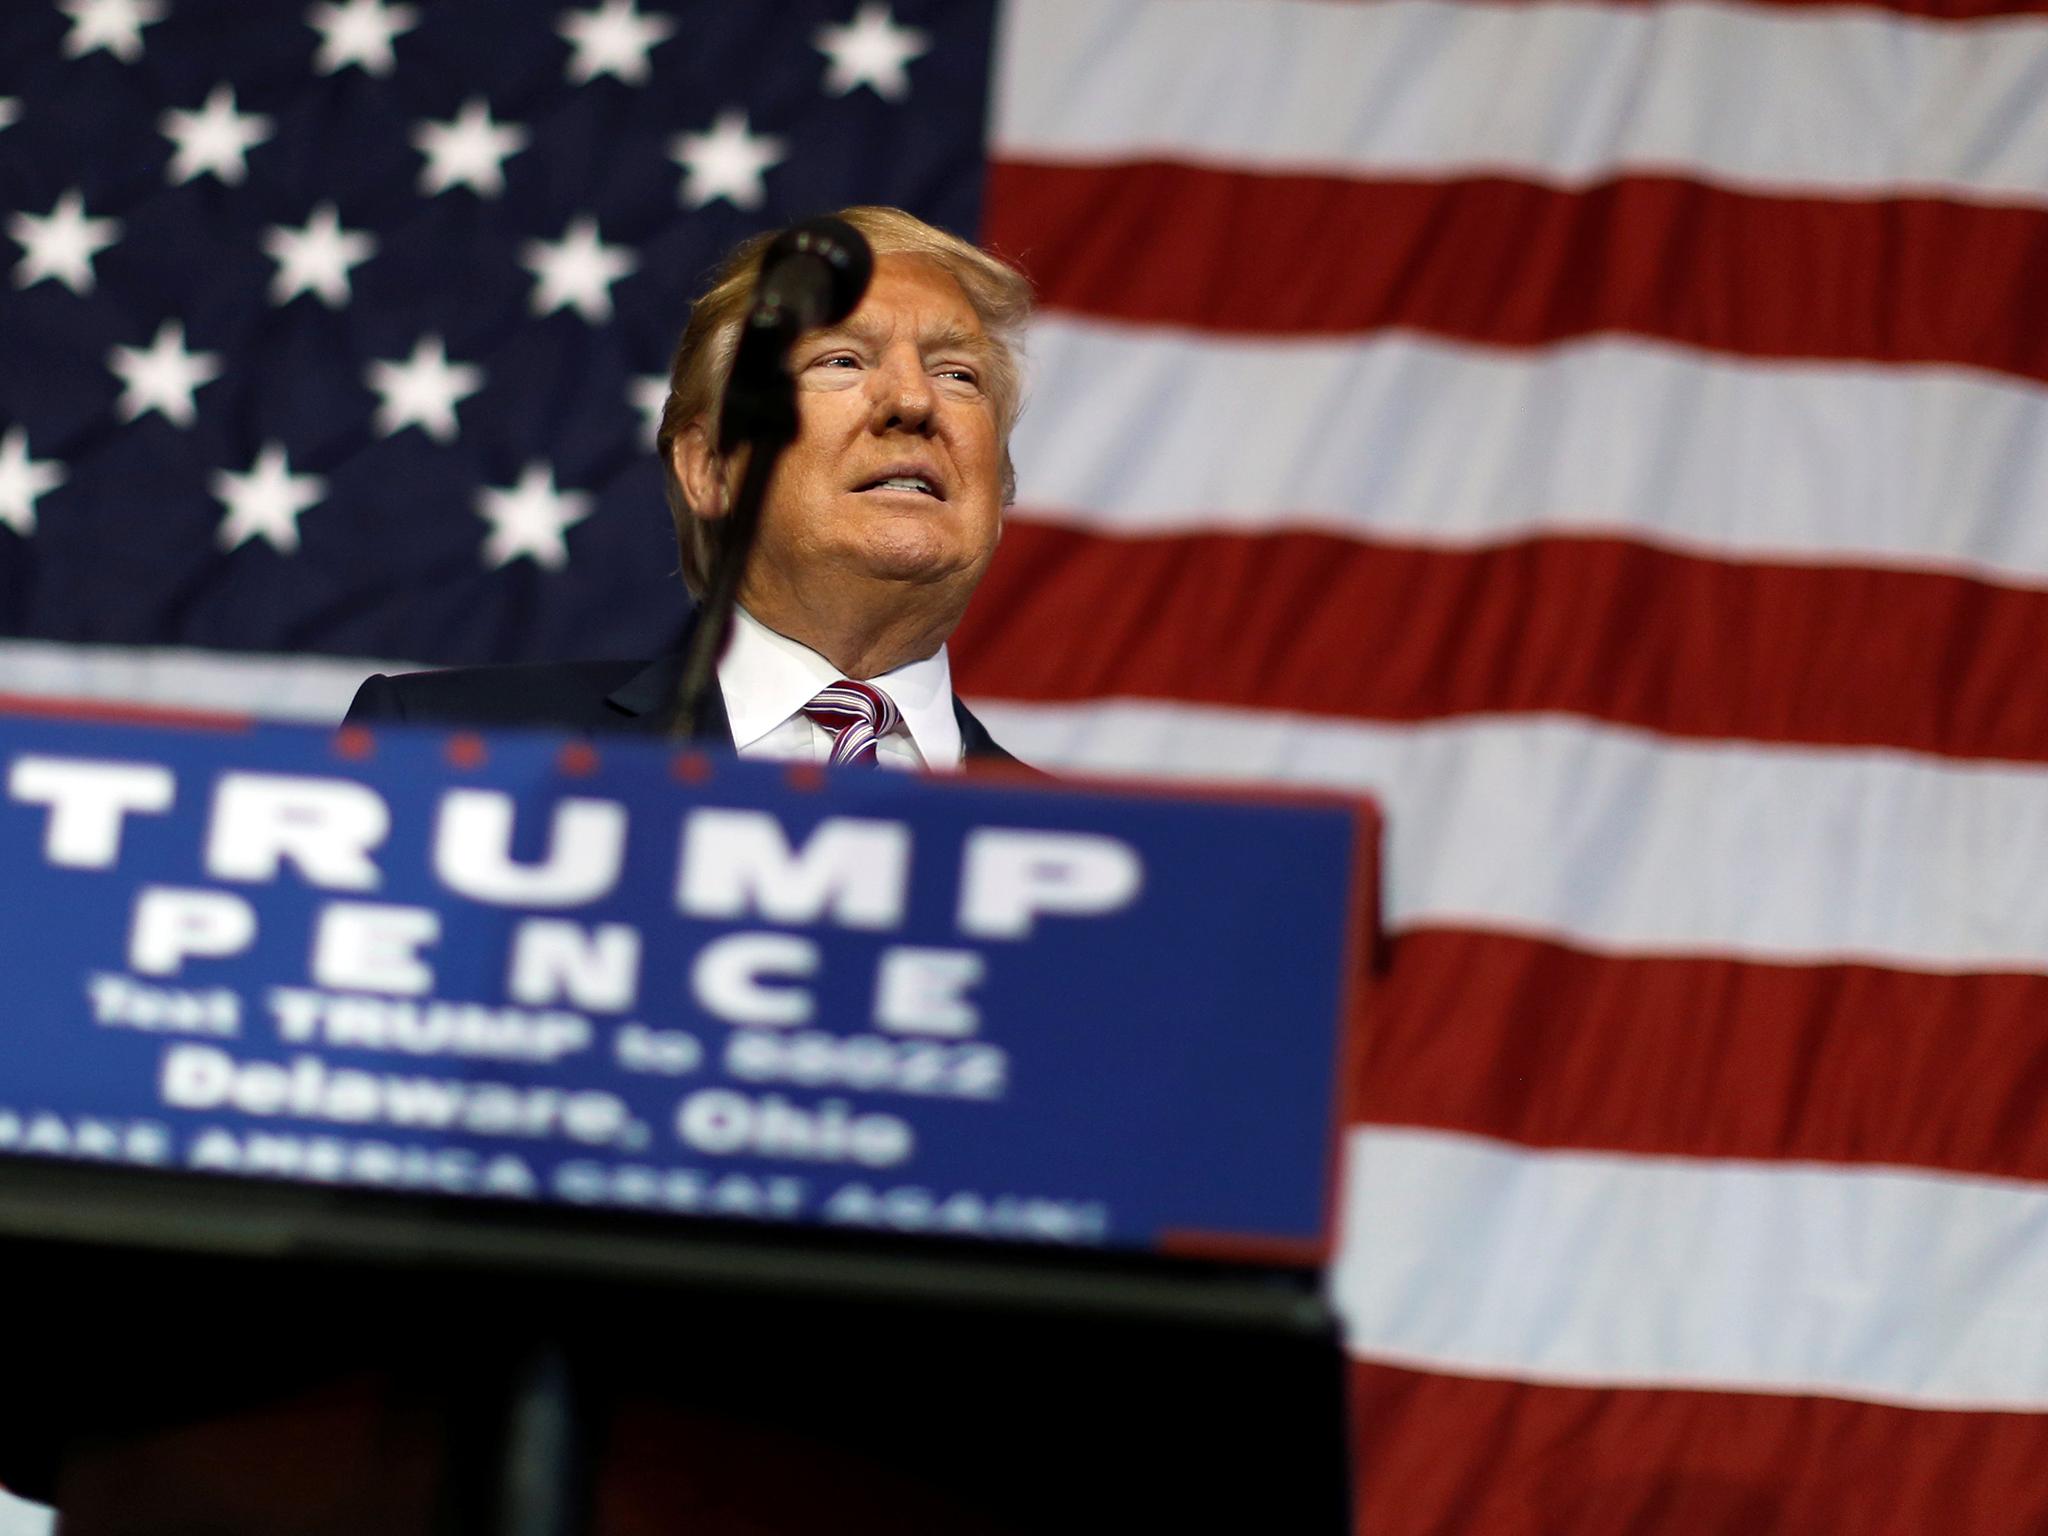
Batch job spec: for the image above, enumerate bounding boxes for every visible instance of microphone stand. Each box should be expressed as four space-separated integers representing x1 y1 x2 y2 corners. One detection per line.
670 310 803 739
668 216 873 738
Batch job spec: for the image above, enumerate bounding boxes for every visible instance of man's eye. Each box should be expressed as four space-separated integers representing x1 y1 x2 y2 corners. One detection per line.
813 354 860 369
937 367 979 385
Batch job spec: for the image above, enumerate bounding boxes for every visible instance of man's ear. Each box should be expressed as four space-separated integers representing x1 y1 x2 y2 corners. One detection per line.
672 419 728 521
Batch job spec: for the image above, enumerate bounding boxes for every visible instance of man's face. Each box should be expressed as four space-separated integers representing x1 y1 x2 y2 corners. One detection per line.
742 253 1004 610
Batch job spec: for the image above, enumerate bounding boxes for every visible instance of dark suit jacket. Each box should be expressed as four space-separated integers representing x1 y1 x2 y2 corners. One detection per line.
342 651 1029 770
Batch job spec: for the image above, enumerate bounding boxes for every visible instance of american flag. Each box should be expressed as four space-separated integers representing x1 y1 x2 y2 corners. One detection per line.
6 0 2048 1532
0 0 994 689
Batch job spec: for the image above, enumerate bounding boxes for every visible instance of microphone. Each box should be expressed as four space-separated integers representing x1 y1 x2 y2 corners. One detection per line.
754 216 874 336
720 217 875 451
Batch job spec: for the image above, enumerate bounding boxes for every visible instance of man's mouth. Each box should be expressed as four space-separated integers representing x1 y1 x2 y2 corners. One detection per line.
856 473 944 500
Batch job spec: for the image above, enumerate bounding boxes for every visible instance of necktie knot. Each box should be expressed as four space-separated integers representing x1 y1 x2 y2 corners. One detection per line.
801 679 902 767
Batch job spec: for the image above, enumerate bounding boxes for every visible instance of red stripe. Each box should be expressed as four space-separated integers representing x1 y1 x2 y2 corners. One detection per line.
1287 0 2048 15
952 521 2048 762
1357 929 2048 1182
0 693 251 731
1349 1360 2048 1536
1155 1229 1328 1265
985 163 2048 382
1492 0 2048 14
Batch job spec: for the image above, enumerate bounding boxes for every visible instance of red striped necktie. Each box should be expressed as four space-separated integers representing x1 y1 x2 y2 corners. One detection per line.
801 679 903 767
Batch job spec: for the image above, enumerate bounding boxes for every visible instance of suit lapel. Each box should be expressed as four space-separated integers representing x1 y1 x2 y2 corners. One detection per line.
952 696 1017 766
602 651 735 745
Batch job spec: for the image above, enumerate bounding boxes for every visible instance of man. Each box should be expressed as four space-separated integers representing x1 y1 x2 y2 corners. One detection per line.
345 205 1034 773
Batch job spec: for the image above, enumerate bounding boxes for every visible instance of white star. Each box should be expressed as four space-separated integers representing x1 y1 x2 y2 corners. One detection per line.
630 373 667 448
412 98 529 198
9 189 122 295
160 84 273 185
262 203 376 307
476 463 592 570
58 0 167 62
364 334 483 442
307 0 418 76
669 109 785 211
108 320 223 428
212 443 326 553
557 0 674 85
0 427 66 538
813 3 929 102
0 99 20 131
522 216 637 324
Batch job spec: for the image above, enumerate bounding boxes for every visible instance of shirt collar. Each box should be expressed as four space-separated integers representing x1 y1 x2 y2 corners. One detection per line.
718 606 962 768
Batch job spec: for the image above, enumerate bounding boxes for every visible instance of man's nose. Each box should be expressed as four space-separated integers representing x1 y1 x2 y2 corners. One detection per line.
867 348 934 432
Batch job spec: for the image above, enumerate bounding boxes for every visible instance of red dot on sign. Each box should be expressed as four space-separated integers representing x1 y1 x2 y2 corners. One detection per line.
445 734 487 770
785 763 826 792
671 752 713 784
557 742 599 777
332 726 374 761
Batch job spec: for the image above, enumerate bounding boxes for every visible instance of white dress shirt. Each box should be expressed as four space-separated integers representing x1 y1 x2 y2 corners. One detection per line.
716 605 963 772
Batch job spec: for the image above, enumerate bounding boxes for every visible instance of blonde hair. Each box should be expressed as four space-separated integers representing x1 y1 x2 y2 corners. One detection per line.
655 206 1033 594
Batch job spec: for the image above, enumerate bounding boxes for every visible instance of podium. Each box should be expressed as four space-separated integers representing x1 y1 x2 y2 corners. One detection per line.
0 702 1376 1533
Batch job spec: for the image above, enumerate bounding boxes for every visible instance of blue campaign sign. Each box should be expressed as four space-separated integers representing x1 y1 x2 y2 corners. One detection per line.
0 703 1374 1262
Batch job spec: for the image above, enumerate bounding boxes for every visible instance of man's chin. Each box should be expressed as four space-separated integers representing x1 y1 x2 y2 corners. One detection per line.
838 533 979 589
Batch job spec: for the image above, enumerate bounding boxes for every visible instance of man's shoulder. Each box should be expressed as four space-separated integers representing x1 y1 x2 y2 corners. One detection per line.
343 658 669 733
951 697 1046 778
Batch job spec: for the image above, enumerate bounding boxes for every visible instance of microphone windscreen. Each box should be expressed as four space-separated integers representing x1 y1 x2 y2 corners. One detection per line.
758 216 874 329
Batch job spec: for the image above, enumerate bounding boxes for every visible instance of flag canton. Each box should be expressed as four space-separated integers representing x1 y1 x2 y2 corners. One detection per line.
0 0 997 667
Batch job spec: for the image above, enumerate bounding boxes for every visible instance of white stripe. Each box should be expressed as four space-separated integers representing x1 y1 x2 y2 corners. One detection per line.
969 697 2048 971
19 644 2048 975
1014 319 2048 586
996 0 2048 205
1334 1125 2048 1409
0 639 406 723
